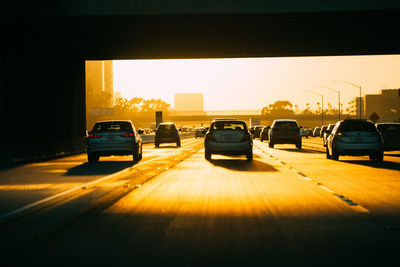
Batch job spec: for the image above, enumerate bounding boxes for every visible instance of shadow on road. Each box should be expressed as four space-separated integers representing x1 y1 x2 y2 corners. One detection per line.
209 158 277 172
341 159 400 171
65 161 135 176
277 148 324 154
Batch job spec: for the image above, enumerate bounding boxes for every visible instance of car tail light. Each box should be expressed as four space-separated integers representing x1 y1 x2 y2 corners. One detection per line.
122 133 134 137
206 134 216 142
241 133 250 142
89 134 101 138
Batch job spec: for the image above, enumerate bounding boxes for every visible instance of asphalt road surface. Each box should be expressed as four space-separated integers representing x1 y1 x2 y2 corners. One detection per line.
1 137 399 266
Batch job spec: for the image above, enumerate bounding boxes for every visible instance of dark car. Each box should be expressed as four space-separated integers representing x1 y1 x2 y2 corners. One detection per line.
320 125 328 138
326 120 383 161
155 122 181 147
323 124 336 147
87 120 143 163
260 126 271 142
376 123 400 151
195 127 207 138
268 119 301 149
250 125 264 139
313 127 321 137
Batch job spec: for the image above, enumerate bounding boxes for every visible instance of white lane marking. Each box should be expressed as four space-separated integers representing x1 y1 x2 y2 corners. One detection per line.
254 141 370 213
0 143 202 222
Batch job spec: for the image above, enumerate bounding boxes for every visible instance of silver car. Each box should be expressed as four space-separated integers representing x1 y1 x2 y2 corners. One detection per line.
326 119 383 161
87 120 143 163
204 119 253 161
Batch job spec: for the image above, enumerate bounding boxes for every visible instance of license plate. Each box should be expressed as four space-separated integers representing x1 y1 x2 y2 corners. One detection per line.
108 135 116 140
354 136 363 142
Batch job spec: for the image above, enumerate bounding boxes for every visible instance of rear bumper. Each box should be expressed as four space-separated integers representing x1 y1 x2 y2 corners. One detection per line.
335 142 382 155
156 137 180 143
87 143 134 155
205 141 252 155
270 136 300 144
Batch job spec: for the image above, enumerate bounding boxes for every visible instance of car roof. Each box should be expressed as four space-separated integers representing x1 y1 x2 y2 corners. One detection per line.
212 118 238 121
273 119 297 122
95 120 132 123
376 122 400 125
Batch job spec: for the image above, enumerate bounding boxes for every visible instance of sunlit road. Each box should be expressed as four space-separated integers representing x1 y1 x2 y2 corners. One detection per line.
1 137 400 266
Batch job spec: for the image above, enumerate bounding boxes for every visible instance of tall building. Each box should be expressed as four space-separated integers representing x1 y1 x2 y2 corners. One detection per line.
174 93 204 111
364 89 400 122
85 60 114 109
348 97 365 118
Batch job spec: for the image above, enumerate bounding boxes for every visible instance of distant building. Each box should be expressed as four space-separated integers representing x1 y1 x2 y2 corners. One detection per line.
364 89 400 122
348 97 364 118
174 93 204 112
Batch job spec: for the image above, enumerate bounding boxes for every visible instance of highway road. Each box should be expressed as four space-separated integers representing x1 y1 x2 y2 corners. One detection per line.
0 137 399 266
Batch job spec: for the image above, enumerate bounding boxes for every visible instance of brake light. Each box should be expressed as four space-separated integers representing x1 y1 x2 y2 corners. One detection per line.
206 134 216 142
89 134 101 138
122 133 134 137
241 133 250 142
337 132 342 136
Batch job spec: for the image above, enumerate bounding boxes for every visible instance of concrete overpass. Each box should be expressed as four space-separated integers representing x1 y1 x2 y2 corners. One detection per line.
2 1 400 161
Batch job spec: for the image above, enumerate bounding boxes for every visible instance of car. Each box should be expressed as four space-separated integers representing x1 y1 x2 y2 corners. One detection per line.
300 127 312 138
260 126 271 142
376 122 400 151
313 127 321 137
326 119 383 161
320 125 328 138
204 119 253 161
323 124 336 147
87 120 143 163
195 127 207 138
250 125 264 139
155 122 181 147
268 119 301 149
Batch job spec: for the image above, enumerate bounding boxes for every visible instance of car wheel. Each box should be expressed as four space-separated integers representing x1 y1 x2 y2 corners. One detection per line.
375 151 384 162
177 140 181 147
326 146 332 159
138 143 143 161
88 153 99 163
296 140 302 149
332 149 339 161
246 151 253 161
205 150 212 161
133 145 139 162
155 142 159 148
369 154 376 160
269 142 274 148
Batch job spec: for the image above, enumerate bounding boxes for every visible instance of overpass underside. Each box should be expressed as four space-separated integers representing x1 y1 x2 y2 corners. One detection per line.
2 8 400 162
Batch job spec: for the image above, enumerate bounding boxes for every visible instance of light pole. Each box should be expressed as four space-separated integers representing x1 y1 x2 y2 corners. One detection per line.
304 90 324 126
333 80 362 119
315 85 341 121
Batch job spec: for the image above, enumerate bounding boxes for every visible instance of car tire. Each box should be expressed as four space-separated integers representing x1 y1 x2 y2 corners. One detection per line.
296 140 302 149
375 151 384 162
138 143 143 161
269 142 274 148
177 140 181 147
205 150 212 161
155 142 159 148
133 145 139 162
246 151 253 161
88 153 99 163
332 149 339 161
369 154 376 160
326 146 332 159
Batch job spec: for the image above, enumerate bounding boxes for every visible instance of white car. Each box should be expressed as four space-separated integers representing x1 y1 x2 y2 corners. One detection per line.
204 119 253 161
87 120 143 162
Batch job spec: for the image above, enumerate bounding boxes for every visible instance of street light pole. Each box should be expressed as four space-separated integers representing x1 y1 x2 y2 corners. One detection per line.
333 80 362 119
304 90 324 125
316 85 341 121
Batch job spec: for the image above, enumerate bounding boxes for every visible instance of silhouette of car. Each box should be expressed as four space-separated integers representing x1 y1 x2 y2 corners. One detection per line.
260 126 271 142
155 122 181 147
195 127 207 138
326 119 383 161
313 127 321 137
376 123 400 151
268 119 301 149
323 124 336 147
87 120 143 163
204 119 253 161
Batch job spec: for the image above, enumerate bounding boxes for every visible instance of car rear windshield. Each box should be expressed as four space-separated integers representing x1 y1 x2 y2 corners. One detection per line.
92 122 132 132
157 124 177 132
338 121 377 132
274 121 298 127
211 121 246 131
377 124 400 132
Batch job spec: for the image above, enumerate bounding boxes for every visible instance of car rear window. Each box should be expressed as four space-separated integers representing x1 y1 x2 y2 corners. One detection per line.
92 122 132 132
338 121 377 132
211 121 246 131
274 121 298 127
377 124 400 132
158 124 177 132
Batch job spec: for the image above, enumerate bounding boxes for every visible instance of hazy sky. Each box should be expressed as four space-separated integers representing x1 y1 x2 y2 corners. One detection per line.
113 55 400 111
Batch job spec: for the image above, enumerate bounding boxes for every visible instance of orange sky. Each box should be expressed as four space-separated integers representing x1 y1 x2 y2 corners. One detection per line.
113 55 400 111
